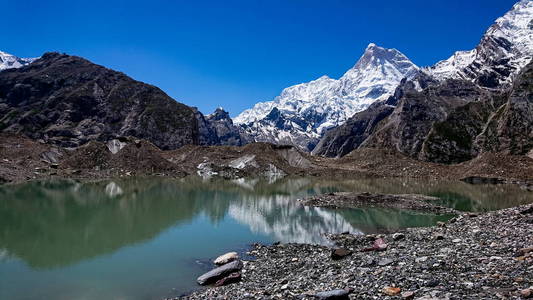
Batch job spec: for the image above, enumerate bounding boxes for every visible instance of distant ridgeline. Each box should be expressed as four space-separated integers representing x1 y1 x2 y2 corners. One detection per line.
0 1 531 163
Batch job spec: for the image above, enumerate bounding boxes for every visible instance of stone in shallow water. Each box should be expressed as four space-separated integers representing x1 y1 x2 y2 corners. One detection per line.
197 260 243 285
214 252 239 265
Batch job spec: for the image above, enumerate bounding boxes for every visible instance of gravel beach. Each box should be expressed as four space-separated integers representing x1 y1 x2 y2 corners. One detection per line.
180 203 533 299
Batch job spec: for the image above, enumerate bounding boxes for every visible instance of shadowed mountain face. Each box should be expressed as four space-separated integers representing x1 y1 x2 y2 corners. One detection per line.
313 60 533 162
0 52 199 149
195 107 250 146
363 60 533 163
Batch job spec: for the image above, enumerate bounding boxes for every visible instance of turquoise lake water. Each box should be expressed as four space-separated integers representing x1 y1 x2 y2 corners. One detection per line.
0 176 531 300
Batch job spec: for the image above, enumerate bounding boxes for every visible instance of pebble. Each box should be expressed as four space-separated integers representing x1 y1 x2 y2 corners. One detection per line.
331 248 352 260
521 288 533 298
383 286 401 296
378 258 394 266
393 233 405 240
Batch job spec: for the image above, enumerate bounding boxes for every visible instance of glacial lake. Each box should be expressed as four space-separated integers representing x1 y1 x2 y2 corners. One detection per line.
0 176 532 300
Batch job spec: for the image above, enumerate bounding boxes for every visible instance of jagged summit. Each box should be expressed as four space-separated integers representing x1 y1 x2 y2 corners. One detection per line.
425 0 533 87
234 43 418 151
207 107 231 121
0 50 38 71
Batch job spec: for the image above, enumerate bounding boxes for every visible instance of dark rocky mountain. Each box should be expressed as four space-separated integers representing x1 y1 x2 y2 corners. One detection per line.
417 60 532 162
311 100 395 158
194 107 249 146
205 107 249 146
472 61 533 155
194 108 219 146
314 59 533 163
0 52 200 149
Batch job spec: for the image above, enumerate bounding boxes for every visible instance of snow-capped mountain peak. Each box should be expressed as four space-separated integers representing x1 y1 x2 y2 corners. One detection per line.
235 43 419 151
425 0 533 87
338 43 419 103
0 50 37 71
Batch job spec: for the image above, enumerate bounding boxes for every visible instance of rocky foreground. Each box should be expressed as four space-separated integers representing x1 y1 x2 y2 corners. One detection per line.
181 203 533 300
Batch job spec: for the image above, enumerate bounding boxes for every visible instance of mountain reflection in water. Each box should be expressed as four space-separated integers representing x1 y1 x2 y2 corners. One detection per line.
0 177 456 269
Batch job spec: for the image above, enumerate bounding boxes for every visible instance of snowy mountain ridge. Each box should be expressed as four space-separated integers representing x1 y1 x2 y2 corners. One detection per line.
0 51 37 71
424 0 533 87
235 43 419 150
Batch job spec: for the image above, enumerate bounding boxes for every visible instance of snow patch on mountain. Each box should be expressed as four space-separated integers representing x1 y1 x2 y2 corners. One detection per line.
235 43 419 151
0 51 37 71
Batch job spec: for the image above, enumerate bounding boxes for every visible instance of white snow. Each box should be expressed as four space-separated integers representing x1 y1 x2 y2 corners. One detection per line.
228 155 258 169
235 43 419 149
0 50 38 71
425 0 533 85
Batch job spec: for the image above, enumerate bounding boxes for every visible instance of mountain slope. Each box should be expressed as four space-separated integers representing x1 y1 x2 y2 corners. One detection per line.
425 0 533 88
0 51 37 71
0 52 199 149
313 0 533 160
235 43 419 151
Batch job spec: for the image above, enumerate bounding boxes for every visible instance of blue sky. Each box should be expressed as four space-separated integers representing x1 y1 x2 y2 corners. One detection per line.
2 0 518 116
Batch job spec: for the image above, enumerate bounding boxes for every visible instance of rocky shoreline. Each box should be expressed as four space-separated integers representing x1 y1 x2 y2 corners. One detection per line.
180 203 533 300
1 133 533 187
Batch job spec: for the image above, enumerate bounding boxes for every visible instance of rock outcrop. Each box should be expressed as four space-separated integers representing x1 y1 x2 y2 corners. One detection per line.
205 108 249 146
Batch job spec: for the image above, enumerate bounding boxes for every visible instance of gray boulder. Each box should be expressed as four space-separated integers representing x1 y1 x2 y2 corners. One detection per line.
196 260 243 285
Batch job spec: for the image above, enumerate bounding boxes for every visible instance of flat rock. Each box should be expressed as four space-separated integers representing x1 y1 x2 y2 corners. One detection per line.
315 288 352 299
196 260 243 285
521 288 533 298
378 258 394 266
